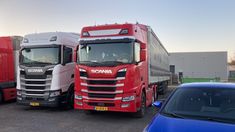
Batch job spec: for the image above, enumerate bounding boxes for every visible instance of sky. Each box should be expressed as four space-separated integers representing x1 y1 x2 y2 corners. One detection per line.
0 0 235 61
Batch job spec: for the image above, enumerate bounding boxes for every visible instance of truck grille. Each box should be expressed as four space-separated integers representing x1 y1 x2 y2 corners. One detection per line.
20 70 52 97
25 81 45 84
88 86 116 92
80 70 126 100
88 93 116 98
25 91 45 95
88 102 115 107
87 80 116 85
25 86 45 90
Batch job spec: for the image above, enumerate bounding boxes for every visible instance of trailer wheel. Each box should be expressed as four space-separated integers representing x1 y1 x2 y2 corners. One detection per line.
133 92 146 118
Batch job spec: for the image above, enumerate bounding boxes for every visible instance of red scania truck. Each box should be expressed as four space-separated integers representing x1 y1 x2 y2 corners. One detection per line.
0 36 22 103
74 23 170 117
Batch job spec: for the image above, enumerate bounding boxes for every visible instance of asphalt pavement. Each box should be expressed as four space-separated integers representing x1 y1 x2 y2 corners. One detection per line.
0 86 176 132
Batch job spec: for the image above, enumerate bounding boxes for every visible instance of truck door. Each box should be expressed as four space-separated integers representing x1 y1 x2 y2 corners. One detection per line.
59 46 75 93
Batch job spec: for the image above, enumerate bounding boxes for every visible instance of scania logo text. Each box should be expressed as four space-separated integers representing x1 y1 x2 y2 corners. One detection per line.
91 69 112 74
28 69 43 73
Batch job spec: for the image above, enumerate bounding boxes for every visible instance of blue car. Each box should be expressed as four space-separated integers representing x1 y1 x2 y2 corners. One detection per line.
144 83 235 132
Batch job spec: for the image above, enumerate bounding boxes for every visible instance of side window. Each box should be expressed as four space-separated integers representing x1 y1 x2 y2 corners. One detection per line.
63 46 73 64
134 43 140 62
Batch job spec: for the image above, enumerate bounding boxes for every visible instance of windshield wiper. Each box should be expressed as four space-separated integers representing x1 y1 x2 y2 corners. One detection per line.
196 117 235 124
162 112 186 119
101 61 125 64
21 62 55 66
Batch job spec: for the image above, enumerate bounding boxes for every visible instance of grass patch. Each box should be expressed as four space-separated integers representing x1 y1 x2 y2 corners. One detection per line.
182 78 220 83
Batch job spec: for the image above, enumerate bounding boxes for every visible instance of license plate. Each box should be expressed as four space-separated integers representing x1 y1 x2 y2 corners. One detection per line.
30 102 40 106
94 106 108 111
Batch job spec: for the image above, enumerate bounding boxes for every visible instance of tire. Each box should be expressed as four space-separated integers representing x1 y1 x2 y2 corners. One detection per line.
151 90 158 105
159 82 167 95
133 92 146 118
61 86 74 110
0 91 3 103
67 88 74 109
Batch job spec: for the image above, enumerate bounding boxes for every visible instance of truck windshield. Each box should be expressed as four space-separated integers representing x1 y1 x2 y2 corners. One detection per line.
21 47 60 66
78 43 133 66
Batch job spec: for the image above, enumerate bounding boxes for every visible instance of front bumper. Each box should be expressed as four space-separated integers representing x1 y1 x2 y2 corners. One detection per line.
74 94 139 112
17 95 62 107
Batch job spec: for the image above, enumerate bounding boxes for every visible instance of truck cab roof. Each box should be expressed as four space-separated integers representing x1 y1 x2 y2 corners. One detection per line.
22 32 79 48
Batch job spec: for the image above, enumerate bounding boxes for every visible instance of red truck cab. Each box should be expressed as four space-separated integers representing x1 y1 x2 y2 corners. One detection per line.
0 36 21 103
74 23 170 117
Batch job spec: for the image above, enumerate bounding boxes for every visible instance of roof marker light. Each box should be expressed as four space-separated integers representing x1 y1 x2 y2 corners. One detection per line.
119 29 129 35
50 36 57 41
82 32 90 37
23 38 29 43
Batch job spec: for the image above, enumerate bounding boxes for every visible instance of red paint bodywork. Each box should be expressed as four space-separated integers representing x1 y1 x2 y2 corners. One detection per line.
0 37 17 101
75 24 156 112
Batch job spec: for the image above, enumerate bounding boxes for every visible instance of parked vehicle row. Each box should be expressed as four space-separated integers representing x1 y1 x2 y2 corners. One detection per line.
11 23 170 117
1 23 235 132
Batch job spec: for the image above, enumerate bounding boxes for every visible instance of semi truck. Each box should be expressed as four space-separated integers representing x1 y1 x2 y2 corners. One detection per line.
74 23 170 117
0 36 22 103
17 32 79 107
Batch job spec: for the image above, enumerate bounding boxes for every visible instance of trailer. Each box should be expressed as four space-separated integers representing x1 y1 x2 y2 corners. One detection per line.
74 23 170 117
0 36 22 103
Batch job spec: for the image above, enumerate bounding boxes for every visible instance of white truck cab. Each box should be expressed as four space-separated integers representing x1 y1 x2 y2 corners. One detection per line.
17 32 79 107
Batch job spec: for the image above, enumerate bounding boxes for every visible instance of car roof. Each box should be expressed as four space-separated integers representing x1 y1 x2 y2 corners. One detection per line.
179 82 235 89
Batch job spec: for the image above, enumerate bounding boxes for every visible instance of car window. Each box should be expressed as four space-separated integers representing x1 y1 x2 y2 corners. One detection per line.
162 87 235 123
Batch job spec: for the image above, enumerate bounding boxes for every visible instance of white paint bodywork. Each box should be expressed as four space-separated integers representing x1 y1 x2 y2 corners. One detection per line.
22 32 79 49
18 32 79 95
50 63 75 92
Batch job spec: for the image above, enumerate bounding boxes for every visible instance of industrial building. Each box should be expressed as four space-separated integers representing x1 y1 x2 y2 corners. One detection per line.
169 51 228 82
229 65 235 78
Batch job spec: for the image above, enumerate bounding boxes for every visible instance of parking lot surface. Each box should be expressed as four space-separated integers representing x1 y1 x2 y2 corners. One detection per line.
0 86 176 132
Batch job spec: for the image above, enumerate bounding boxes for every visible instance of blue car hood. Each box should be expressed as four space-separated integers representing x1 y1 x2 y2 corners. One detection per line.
147 114 235 132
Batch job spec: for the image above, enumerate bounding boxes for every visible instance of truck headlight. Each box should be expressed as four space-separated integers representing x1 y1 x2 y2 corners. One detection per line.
122 95 135 102
75 94 82 100
50 90 61 97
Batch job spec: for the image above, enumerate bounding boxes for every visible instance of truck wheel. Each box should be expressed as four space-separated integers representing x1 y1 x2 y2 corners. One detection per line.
151 91 158 106
133 92 146 118
0 92 3 103
159 82 167 95
67 88 74 109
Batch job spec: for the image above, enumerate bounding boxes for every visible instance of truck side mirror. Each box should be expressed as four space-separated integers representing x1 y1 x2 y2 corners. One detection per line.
140 50 146 62
152 101 163 108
